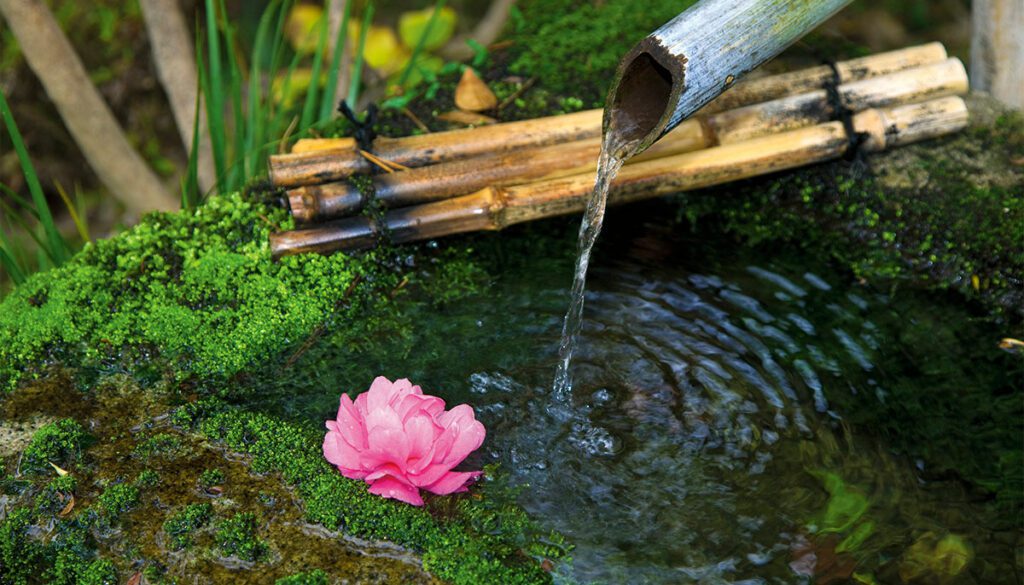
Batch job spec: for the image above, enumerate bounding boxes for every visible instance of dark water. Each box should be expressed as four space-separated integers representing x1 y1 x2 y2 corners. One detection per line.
248 207 1022 584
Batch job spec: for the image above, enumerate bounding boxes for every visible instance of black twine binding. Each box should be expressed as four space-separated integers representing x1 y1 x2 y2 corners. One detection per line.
823 60 868 165
338 101 379 152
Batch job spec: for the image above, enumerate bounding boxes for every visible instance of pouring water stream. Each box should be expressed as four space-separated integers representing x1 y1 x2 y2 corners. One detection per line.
552 123 642 399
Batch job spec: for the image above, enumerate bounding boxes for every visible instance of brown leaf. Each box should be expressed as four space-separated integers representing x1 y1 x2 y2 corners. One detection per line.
127 571 144 585
58 494 75 518
454 68 498 112
436 110 497 126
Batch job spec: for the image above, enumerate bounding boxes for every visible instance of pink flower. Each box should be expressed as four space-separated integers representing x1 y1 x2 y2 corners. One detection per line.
323 376 486 506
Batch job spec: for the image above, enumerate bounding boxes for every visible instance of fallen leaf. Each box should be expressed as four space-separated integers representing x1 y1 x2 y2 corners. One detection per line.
58 494 75 518
49 462 69 476
436 110 497 126
455 68 498 112
127 571 144 585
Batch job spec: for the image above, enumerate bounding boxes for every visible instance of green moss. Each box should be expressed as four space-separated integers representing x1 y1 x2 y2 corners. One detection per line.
674 105 1024 320
96 482 140 518
0 193 396 393
215 512 268 562
163 502 213 550
0 508 44 585
73 559 118 585
274 570 328 585
34 474 78 518
134 469 160 489
509 0 697 105
22 418 88 473
190 405 567 584
134 433 182 457
198 468 225 489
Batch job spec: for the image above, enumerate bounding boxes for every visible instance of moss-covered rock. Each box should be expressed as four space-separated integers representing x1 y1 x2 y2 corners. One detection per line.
22 418 88 473
674 94 1023 322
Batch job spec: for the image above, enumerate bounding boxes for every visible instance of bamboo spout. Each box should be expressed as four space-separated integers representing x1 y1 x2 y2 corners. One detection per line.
608 0 852 152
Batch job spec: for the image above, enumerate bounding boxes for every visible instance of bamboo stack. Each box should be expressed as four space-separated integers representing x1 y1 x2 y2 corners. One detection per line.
268 44 970 258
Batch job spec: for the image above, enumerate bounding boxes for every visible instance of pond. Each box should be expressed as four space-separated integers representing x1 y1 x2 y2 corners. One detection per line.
245 201 1022 584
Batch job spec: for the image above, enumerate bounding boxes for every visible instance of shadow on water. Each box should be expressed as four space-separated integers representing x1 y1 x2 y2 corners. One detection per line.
243 202 1021 584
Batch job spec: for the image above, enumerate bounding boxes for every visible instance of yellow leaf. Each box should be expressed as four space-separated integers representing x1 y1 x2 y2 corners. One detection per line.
49 461 69 476
285 4 324 55
971 274 980 291
350 24 411 76
398 6 456 52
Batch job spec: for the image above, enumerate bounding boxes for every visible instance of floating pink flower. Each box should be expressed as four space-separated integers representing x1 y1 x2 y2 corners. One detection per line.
323 376 486 506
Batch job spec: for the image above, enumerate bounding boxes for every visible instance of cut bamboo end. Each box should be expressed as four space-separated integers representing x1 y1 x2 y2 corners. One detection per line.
269 44 950 187
285 58 968 223
269 96 968 258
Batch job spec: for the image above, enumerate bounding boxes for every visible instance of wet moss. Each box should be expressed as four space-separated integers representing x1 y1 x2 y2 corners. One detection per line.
96 482 140 518
275 569 329 585
22 418 88 474
198 468 225 490
34 474 78 518
214 512 269 563
134 433 182 458
673 97 1024 322
163 502 213 550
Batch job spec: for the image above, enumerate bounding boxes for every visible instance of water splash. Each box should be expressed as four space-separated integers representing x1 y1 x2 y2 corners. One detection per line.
552 128 640 399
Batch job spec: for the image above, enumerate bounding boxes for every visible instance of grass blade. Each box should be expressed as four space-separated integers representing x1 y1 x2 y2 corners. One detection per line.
299 4 330 130
204 0 227 191
398 0 446 88
346 2 374 110
53 181 89 242
0 89 68 264
319 0 353 122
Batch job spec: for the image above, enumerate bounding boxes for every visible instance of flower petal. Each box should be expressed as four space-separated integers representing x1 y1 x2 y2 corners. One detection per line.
423 470 480 495
404 413 441 463
323 431 366 478
368 475 423 506
337 394 367 449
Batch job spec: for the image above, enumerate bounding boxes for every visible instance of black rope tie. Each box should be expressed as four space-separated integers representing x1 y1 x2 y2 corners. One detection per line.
337 101 379 153
823 60 868 162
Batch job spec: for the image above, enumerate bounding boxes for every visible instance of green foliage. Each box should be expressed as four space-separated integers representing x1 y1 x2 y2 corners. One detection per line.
509 0 697 106
198 407 566 584
199 468 225 489
34 475 78 518
275 569 328 585
73 559 118 585
97 483 140 518
134 469 160 489
0 88 74 290
0 192 391 393
164 503 214 550
134 433 182 458
22 419 88 473
0 508 44 585
215 512 268 562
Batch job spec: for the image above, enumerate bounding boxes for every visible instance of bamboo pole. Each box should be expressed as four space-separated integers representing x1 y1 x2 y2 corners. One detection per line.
607 0 853 153
268 43 947 187
269 96 968 258
286 58 968 222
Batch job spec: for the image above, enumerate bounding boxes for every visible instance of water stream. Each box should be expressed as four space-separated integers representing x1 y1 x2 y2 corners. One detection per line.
553 124 641 398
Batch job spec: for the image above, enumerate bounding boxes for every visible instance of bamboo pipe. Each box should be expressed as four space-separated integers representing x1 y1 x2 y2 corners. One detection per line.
606 0 853 153
286 58 968 223
269 97 968 257
268 43 947 187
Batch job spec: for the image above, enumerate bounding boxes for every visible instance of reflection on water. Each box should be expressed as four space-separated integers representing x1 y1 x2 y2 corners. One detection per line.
251 209 1021 584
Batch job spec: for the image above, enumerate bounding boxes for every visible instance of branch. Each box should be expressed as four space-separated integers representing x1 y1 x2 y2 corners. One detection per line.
0 0 178 213
139 0 216 193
